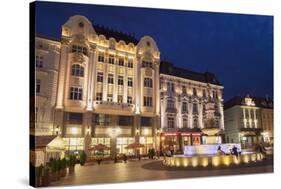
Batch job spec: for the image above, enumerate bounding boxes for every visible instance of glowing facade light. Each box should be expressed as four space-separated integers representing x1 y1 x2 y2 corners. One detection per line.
106 127 121 138
71 127 78 135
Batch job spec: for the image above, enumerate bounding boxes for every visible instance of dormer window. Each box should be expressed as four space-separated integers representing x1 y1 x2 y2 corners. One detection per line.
78 22 84 28
72 45 87 56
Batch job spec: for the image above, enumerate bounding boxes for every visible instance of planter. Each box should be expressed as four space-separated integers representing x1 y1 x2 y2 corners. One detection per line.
50 172 59 182
42 175 49 186
35 176 42 187
69 166 75 174
60 168 67 177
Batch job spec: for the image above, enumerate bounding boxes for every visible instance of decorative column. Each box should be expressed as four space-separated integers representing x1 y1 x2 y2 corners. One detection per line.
56 43 69 109
254 109 257 128
248 109 252 128
86 47 95 111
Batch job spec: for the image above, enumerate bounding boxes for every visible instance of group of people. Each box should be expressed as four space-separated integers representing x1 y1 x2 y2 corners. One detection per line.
217 145 240 158
217 142 267 158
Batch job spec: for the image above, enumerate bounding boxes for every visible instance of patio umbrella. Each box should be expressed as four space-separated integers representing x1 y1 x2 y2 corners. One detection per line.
125 143 145 156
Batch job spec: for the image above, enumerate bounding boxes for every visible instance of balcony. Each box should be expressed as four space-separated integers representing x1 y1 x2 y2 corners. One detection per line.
94 101 135 112
162 127 178 133
166 107 177 113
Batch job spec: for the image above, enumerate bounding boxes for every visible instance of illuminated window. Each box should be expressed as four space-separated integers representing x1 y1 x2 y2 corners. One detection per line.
108 74 114 84
128 59 133 68
108 55 114 64
144 78 153 88
36 55 43 68
71 64 84 77
107 94 113 102
96 92 102 101
128 77 133 87
118 76 124 85
72 45 87 56
69 87 82 100
36 79 41 93
168 117 174 128
118 57 124 66
98 52 105 62
143 96 153 107
127 96 132 104
118 95 123 103
97 72 103 82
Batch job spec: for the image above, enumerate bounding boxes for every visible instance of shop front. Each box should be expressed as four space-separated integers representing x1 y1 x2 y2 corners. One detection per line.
160 132 202 154
239 128 263 149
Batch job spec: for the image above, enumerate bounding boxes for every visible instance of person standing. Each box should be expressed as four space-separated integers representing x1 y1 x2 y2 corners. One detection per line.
123 154 127 163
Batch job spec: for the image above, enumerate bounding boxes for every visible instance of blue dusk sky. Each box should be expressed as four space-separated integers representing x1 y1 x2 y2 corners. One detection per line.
34 1 273 101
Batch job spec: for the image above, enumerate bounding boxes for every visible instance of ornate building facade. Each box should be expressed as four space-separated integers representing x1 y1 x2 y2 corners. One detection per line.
159 61 224 152
224 95 273 148
33 36 61 136
33 15 225 156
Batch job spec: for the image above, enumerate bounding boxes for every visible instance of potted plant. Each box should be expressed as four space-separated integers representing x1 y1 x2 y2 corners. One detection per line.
42 165 50 186
50 158 59 182
56 159 62 180
60 158 67 177
35 164 43 187
79 151 87 166
68 155 76 174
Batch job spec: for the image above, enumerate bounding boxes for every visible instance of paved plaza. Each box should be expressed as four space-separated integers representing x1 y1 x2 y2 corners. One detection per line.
51 156 273 186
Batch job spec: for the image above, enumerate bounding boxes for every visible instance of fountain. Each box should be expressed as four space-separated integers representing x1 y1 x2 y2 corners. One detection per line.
163 143 264 168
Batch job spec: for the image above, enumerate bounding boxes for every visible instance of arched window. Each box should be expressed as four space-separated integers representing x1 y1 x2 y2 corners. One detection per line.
71 64 84 77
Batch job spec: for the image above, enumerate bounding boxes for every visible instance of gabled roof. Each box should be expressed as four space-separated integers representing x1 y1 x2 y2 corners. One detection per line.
224 96 273 110
30 135 57 149
160 61 222 86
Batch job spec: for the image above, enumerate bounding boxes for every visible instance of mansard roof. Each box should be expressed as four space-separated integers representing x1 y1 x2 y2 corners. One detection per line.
92 23 139 45
160 60 222 86
224 96 273 110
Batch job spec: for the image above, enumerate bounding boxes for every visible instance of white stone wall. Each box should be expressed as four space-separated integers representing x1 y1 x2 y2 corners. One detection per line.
35 37 60 135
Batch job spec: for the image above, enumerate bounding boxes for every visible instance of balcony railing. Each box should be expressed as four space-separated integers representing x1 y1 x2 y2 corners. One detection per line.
166 107 177 113
162 127 178 133
94 101 135 112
